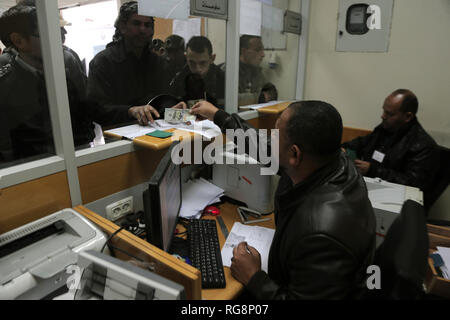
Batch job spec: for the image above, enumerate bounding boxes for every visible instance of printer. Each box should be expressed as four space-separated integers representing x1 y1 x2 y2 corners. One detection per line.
210 142 278 215
364 177 423 247
0 209 106 300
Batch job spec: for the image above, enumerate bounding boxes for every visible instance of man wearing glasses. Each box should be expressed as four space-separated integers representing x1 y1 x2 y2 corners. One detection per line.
87 1 170 127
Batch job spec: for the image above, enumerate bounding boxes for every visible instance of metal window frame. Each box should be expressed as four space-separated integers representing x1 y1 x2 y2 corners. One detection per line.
1 0 310 208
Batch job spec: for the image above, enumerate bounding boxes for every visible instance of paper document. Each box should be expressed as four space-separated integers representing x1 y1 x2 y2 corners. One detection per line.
104 124 156 140
221 222 275 273
179 178 225 219
368 187 405 205
239 100 288 110
437 247 450 279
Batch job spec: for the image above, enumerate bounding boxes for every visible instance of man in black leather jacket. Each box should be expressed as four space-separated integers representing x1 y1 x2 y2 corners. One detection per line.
191 100 376 299
342 89 438 195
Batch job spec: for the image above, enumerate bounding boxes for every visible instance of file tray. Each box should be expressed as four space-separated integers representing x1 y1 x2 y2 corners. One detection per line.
425 224 450 298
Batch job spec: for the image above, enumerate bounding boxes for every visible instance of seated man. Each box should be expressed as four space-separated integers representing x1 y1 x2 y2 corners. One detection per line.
190 100 376 299
342 89 438 195
170 36 225 109
87 1 170 127
236 35 277 106
0 5 94 163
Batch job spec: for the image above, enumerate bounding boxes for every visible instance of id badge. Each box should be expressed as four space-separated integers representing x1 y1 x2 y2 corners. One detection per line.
372 150 385 163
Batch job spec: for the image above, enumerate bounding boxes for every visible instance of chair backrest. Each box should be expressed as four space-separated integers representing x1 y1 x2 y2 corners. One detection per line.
425 145 450 212
371 200 429 299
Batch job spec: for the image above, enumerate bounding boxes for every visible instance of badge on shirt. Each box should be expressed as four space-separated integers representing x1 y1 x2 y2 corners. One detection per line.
372 150 385 163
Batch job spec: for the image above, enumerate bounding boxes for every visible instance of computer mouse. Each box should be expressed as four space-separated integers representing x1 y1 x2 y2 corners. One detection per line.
203 206 220 216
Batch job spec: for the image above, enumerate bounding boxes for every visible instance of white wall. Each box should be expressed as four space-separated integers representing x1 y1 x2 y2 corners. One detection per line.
304 0 450 219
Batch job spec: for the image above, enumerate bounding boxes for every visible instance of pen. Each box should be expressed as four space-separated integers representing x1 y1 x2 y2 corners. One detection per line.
245 243 252 255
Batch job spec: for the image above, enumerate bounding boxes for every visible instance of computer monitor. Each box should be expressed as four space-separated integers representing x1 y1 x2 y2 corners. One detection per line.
143 142 182 252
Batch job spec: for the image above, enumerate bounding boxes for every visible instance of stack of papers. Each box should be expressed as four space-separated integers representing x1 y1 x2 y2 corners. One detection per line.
221 222 275 273
103 120 221 140
104 124 157 140
436 247 450 279
239 100 288 110
179 178 225 219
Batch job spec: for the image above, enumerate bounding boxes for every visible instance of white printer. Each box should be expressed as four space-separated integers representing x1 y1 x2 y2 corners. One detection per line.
364 177 423 247
210 142 278 215
0 209 106 300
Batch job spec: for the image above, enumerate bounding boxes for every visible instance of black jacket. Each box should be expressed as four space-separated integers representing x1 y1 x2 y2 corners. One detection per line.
87 40 170 126
0 50 94 163
342 118 438 193
170 64 225 109
213 110 376 299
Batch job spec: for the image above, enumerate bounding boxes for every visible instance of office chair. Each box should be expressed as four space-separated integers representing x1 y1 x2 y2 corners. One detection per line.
425 145 450 213
367 200 429 299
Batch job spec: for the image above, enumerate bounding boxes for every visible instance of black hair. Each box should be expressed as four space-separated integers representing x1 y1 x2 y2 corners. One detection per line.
240 34 261 49
165 34 185 51
0 5 38 48
285 101 343 157
111 1 154 44
17 0 36 6
186 36 213 56
391 89 418 115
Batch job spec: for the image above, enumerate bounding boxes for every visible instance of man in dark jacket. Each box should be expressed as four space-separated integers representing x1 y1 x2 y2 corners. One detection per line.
87 1 170 127
170 36 225 109
342 89 438 195
191 100 376 299
0 5 94 164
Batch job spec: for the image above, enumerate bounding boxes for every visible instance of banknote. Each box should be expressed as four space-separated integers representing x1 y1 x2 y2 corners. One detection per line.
164 108 197 124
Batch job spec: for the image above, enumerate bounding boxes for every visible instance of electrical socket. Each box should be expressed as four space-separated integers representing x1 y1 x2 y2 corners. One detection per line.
106 196 134 222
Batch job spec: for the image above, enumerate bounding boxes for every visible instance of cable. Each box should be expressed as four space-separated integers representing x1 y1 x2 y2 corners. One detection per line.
101 226 125 255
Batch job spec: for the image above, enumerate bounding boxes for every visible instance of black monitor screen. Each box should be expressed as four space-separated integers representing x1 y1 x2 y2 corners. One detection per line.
143 142 181 252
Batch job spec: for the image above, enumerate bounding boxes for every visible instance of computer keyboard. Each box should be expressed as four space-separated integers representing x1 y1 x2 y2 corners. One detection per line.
187 219 226 289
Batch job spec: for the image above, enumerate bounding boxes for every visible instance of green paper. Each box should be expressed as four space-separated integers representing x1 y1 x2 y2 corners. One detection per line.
146 130 173 139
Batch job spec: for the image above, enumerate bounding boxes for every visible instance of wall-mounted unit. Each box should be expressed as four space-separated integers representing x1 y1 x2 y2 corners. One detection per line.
190 0 228 20
336 0 394 52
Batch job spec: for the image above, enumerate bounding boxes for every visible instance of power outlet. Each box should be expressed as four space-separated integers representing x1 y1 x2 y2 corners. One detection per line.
106 196 134 222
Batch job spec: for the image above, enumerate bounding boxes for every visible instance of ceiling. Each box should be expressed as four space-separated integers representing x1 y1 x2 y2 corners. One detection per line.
0 0 109 12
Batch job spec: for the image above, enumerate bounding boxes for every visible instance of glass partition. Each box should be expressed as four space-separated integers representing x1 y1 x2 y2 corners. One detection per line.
0 3 58 169
238 0 301 109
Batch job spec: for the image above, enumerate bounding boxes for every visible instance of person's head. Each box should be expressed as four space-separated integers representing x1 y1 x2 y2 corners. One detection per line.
240 35 265 66
186 36 215 79
151 38 166 56
165 34 185 65
113 1 154 50
275 101 343 181
381 89 418 132
0 5 42 67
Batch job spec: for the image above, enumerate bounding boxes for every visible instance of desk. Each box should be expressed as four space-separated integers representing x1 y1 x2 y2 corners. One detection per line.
200 202 275 300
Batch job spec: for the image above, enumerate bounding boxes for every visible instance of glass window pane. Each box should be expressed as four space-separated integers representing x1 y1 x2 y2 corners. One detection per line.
80 0 227 133
238 0 300 109
0 3 57 169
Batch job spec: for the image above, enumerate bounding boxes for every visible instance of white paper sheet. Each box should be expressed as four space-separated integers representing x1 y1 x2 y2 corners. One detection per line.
104 124 156 140
239 100 288 110
240 0 262 36
221 222 275 273
173 18 201 44
179 178 225 218
138 0 189 20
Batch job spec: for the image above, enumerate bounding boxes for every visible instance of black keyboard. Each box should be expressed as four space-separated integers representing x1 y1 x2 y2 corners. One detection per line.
188 219 226 289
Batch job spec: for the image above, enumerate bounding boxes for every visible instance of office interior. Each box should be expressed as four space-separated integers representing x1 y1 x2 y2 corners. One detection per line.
0 0 449 300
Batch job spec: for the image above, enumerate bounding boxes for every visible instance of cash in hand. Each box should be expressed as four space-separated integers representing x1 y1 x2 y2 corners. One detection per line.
164 108 197 124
